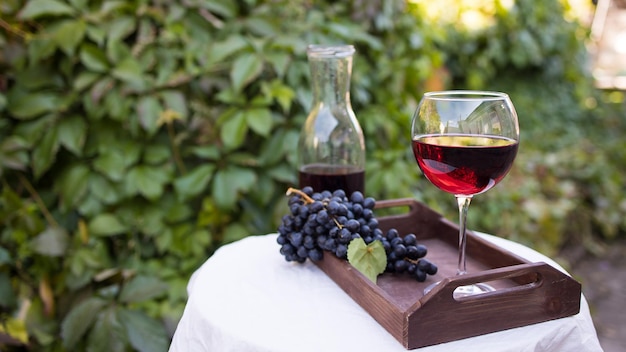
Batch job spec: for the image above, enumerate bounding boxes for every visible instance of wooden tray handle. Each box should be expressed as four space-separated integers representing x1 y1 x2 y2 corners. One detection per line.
420 261 581 312
408 261 581 347
427 262 544 300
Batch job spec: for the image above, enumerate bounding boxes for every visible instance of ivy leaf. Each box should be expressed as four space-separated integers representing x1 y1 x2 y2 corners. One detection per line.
58 115 87 156
244 107 273 137
61 297 108 350
173 165 215 202
0 272 16 308
79 43 109 72
136 95 161 136
107 16 136 42
52 19 86 56
30 226 69 257
8 92 65 120
119 276 168 304
88 213 127 237
89 173 122 205
265 52 291 79
118 309 169 352
86 306 127 352
262 80 295 111
347 238 387 284
143 144 170 164
0 136 29 170
220 111 247 149
55 163 90 209
93 150 126 181
112 57 145 87
18 0 76 19
212 166 257 210
126 165 170 200
230 53 264 92
257 129 287 166
32 123 60 179
207 36 248 66
203 0 238 19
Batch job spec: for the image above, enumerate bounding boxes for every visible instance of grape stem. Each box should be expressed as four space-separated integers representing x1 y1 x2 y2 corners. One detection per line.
405 258 421 265
286 187 314 203
331 217 343 229
286 187 344 229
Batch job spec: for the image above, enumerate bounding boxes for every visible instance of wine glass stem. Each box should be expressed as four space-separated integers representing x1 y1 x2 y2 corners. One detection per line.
456 196 472 276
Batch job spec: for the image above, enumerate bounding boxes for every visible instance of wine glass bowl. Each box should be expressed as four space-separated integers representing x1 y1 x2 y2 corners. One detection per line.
411 91 519 297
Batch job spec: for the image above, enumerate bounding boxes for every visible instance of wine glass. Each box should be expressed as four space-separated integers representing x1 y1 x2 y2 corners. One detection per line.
411 91 519 298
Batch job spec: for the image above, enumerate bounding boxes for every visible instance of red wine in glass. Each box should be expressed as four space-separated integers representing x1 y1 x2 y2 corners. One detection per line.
412 134 519 196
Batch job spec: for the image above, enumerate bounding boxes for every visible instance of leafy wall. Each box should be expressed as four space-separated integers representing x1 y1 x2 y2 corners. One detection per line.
0 0 623 350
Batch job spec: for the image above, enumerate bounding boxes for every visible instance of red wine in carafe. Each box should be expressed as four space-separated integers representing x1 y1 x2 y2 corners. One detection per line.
299 164 364 195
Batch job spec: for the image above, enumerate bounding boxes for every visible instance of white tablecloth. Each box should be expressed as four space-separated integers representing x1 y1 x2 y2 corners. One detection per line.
169 233 603 352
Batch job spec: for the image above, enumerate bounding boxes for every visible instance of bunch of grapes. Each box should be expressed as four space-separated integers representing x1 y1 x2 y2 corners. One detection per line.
277 187 437 282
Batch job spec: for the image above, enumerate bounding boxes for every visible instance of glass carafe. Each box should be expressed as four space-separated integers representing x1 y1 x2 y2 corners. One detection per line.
298 44 365 195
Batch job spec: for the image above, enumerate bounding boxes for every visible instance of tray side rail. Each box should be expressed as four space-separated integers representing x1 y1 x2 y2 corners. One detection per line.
406 262 582 349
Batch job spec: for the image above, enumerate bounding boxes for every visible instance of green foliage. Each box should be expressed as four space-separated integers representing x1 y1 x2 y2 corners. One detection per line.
0 0 439 350
0 0 623 350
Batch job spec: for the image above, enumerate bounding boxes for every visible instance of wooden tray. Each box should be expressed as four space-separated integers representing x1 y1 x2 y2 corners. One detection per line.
314 198 581 349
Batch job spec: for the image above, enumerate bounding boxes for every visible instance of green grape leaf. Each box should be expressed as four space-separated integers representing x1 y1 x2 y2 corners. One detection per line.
347 238 386 284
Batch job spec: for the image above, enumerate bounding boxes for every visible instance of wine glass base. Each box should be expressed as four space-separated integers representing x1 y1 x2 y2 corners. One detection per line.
452 283 495 298
424 281 495 299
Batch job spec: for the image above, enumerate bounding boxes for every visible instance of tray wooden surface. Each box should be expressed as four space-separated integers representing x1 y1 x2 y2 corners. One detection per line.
314 198 582 349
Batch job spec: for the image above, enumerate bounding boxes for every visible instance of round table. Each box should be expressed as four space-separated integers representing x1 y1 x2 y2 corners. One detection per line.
168 233 603 352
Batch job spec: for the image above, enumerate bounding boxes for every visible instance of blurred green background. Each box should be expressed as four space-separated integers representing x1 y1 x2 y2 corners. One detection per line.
1 0 624 350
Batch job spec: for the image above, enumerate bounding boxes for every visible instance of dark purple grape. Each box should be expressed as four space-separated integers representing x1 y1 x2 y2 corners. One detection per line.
308 248 323 261
316 210 329 224
406 245 421 260
344 219 360 233
415 268 427 282
386 228 399 240
350 191 364 204
393 244 407 257
327 200 341 215
403 233 417 245
335 244 348 259
363 197 375 209
394 260 408 273
297 245 308 259
280 243 295 255
289 232 303 247
332 189 346 199
303 235 315 249
338 228 352 244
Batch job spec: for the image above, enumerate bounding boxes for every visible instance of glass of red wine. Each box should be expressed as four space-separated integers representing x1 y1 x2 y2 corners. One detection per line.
411 91 519 298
